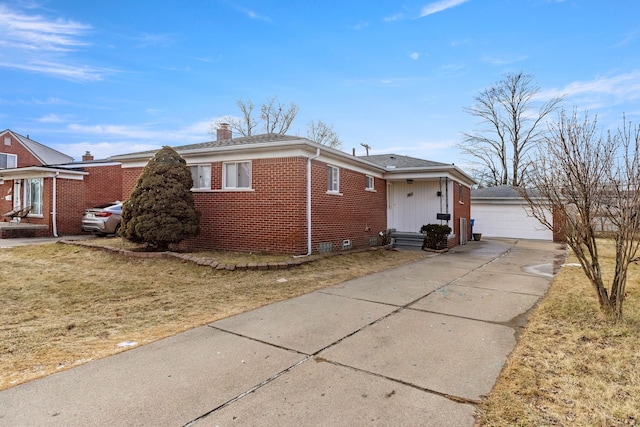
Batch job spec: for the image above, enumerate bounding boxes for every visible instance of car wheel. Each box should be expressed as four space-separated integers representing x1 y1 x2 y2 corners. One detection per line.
114 223 121 237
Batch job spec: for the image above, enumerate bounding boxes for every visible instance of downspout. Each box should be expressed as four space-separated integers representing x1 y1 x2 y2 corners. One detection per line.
52 172 59 237
295 148 321 257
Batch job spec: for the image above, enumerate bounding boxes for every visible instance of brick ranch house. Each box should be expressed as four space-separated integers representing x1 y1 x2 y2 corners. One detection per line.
1 127 476 254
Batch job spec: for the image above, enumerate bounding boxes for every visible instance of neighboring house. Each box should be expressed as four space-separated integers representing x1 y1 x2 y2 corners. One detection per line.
1 127 476 254
0 130 122 238
470 185 555 241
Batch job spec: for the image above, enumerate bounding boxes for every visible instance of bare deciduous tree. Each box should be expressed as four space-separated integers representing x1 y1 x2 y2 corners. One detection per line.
211 97 299 137
458 72 564 187
524 110 640 321
261 96 299 135
306 119 341 149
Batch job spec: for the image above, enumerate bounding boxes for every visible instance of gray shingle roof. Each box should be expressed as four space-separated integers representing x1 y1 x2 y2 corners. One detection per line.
112 133 305 158
471 185 524 198
174 133 303 151
359 154 449 169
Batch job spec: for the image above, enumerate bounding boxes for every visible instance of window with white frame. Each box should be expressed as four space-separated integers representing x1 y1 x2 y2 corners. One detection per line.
0 153 17 169
190 164 211 190
223 161 252 189
327 165 339 192
365 175 374 190
4 137 11 146
24 178 43 215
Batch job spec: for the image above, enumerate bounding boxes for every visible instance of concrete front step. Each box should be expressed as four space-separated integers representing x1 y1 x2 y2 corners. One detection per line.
391 232 424 249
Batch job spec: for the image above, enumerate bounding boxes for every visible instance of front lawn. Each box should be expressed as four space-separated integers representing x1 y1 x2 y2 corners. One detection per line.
0 241 426 390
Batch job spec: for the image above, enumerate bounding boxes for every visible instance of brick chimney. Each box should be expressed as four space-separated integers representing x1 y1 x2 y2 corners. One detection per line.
82 151 94 161
216 123 232 141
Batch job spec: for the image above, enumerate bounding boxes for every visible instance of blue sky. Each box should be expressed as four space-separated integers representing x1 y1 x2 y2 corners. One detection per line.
1 0 639 163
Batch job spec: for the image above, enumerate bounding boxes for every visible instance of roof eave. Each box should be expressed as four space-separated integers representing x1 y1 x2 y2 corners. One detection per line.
0 166 88 180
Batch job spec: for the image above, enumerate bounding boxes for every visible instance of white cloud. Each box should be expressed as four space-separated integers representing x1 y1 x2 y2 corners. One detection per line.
0 59 109 82
131 32 177 49
480 54 529 66
410 52 420 60
0 4 91 52
53 141 160 161
374 139 457 164
37 113 74 123
244 9 271 22
66 118 213 146
352 21 369 30
0 4 110 81
53 118 216 159
538 71 640 107
419 0 469 18
383 13 405 22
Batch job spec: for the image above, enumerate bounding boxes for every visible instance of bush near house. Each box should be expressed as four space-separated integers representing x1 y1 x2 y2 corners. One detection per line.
120 146 200 251
420 224 451 250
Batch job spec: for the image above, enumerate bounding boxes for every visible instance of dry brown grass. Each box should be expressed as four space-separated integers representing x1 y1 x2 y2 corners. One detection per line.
0 241 426 391
478 240 640 426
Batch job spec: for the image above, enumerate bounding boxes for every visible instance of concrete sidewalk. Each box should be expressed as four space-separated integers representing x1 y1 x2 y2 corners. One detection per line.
0 238 565 426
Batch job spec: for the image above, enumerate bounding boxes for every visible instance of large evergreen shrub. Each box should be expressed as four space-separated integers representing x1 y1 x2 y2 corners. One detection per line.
121 146 200 251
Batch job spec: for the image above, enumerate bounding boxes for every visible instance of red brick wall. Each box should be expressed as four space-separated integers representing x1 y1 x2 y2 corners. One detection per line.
123 157 387 254
83 165 123 207
52 165 124 236
183 157 308 253
0 133 42 167
122 167 143 197
54 179 87 235
453 181 472 243
38 178 93 236
310 161 387 253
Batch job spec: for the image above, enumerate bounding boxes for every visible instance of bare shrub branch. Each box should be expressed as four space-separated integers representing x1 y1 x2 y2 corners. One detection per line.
524 110 640 321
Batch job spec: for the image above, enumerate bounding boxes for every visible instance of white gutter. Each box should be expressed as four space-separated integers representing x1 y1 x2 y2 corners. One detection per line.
52 172 59 237
295 148 321 257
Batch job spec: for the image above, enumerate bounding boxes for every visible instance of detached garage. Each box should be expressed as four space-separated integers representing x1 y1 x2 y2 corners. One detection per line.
471 185 553 241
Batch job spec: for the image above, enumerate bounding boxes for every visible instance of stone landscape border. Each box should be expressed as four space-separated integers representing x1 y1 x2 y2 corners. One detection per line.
59 240 394 271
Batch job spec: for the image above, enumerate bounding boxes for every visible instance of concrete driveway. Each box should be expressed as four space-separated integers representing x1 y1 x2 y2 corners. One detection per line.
0 238 565 426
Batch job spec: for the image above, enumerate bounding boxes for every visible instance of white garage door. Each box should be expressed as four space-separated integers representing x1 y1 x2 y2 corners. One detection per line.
471 203 553 241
